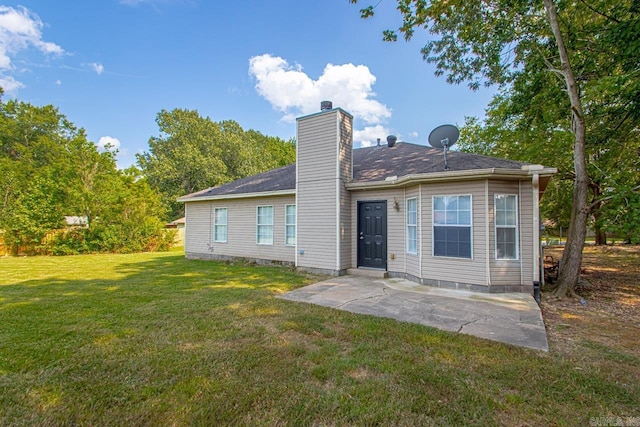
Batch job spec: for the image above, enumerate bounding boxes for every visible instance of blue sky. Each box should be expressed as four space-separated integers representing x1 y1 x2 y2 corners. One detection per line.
0 0 497 168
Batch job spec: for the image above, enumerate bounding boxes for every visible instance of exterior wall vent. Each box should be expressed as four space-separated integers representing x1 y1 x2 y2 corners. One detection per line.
320 100 333 111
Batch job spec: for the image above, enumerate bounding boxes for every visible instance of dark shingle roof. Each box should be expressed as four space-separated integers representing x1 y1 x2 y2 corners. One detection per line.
180 142 529 200
353 143 526 182
181 163 296 199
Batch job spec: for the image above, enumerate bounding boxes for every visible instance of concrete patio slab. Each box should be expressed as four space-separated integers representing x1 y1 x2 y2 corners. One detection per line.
278 276 548 351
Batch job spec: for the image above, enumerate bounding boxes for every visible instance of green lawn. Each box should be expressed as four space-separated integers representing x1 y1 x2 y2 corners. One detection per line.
1 250 638 426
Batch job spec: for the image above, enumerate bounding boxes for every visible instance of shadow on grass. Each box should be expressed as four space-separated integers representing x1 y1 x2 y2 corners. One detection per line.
1 252 639 425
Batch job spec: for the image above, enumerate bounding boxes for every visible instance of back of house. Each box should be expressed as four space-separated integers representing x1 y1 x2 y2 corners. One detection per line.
178 103 556 293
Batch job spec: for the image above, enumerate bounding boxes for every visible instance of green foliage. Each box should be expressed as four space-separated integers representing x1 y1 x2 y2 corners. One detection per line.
137 108 296 220
364 0 640 243
0 95 173 255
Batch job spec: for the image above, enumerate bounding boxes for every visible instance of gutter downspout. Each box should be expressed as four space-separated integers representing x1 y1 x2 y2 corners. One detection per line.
485 180 491 288
532 173 541 302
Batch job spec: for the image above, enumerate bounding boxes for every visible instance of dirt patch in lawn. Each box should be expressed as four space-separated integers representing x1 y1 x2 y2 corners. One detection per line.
541 245 640 357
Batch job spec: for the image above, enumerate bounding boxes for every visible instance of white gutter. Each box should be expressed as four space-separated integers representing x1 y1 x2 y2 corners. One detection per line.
485 179 491 287
532 173 541 283
335 111 341 273
177 189 295 203
295 120 299 268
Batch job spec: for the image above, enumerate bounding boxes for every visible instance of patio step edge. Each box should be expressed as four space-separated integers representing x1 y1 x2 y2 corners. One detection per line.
346 268 388 279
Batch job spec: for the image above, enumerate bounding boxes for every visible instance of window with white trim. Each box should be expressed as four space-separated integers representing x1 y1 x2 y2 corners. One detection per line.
433 195 472 258
406 198 418 254
213 208 227 243
285 204 296 246
495 194 518 260
256 206 274 245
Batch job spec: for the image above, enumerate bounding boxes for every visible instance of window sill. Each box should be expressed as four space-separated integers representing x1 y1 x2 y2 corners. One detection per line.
432 255 474 261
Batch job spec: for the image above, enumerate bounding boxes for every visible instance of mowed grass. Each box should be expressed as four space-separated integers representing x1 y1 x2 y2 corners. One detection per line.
1 249 639 426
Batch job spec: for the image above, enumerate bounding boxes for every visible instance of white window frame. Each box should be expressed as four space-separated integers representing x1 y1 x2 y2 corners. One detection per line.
406 197 418 254
213 207 227 243
256 205 274 245
432 194 473 259
285 204 296 246
494 194 519 260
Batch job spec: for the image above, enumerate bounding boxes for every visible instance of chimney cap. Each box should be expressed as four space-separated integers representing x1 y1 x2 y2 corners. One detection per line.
320 100 333 111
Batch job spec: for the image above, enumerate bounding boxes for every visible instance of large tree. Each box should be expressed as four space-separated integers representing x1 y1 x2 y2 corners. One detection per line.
0 93 171 255
352 0 639 297
137 108 296 220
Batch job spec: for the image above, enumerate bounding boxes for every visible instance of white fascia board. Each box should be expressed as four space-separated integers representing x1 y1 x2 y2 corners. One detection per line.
177 189 295 203
345 168 557 191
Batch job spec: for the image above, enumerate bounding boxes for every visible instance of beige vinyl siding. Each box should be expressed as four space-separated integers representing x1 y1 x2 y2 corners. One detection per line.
519 180 535 284
488 180 524 286
404 186 420 278
184 201 212 255
297 180 337 270
184 195 295 263
421 181 487 286
296 110 342 271
297 113 339 181
338 111 353 185
350 188 406 272
338 112 353 270
339 188 352 270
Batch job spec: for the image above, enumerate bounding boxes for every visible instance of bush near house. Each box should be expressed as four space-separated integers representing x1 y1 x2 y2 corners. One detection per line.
0 97 173 257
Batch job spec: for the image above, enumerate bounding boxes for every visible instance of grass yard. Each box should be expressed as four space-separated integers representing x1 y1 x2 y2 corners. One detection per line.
1 247 639 426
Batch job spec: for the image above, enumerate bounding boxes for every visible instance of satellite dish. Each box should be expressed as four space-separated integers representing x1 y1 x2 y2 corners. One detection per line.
428 124 459 149
428 124 459 170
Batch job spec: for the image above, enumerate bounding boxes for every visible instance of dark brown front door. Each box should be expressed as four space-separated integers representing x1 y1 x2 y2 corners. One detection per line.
357 201 387 269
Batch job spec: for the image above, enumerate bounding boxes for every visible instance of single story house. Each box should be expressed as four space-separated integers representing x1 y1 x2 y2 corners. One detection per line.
178 104 556 293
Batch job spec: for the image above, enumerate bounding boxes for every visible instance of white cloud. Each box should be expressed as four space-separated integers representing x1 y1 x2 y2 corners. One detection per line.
97 136 121 151
0 75 25 93
0 6 63 94
97 136 132 169
90 62 104 75
409 131 419 139
55 79 61 85
354 125 391 148
248 54 391 126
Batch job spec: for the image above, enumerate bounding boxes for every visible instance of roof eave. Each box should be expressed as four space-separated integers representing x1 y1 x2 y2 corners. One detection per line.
346 167 557 190
177 189 295 203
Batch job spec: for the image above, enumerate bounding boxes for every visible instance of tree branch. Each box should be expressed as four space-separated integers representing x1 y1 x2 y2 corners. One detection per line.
578 0 621 23
537 48 566 83
589 184 640 209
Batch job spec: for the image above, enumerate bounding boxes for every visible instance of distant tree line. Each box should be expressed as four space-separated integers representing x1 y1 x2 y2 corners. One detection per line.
0 91 296 255
137 108 296 221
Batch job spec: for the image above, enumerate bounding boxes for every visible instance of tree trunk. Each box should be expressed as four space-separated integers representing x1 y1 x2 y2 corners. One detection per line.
543 0 589 298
